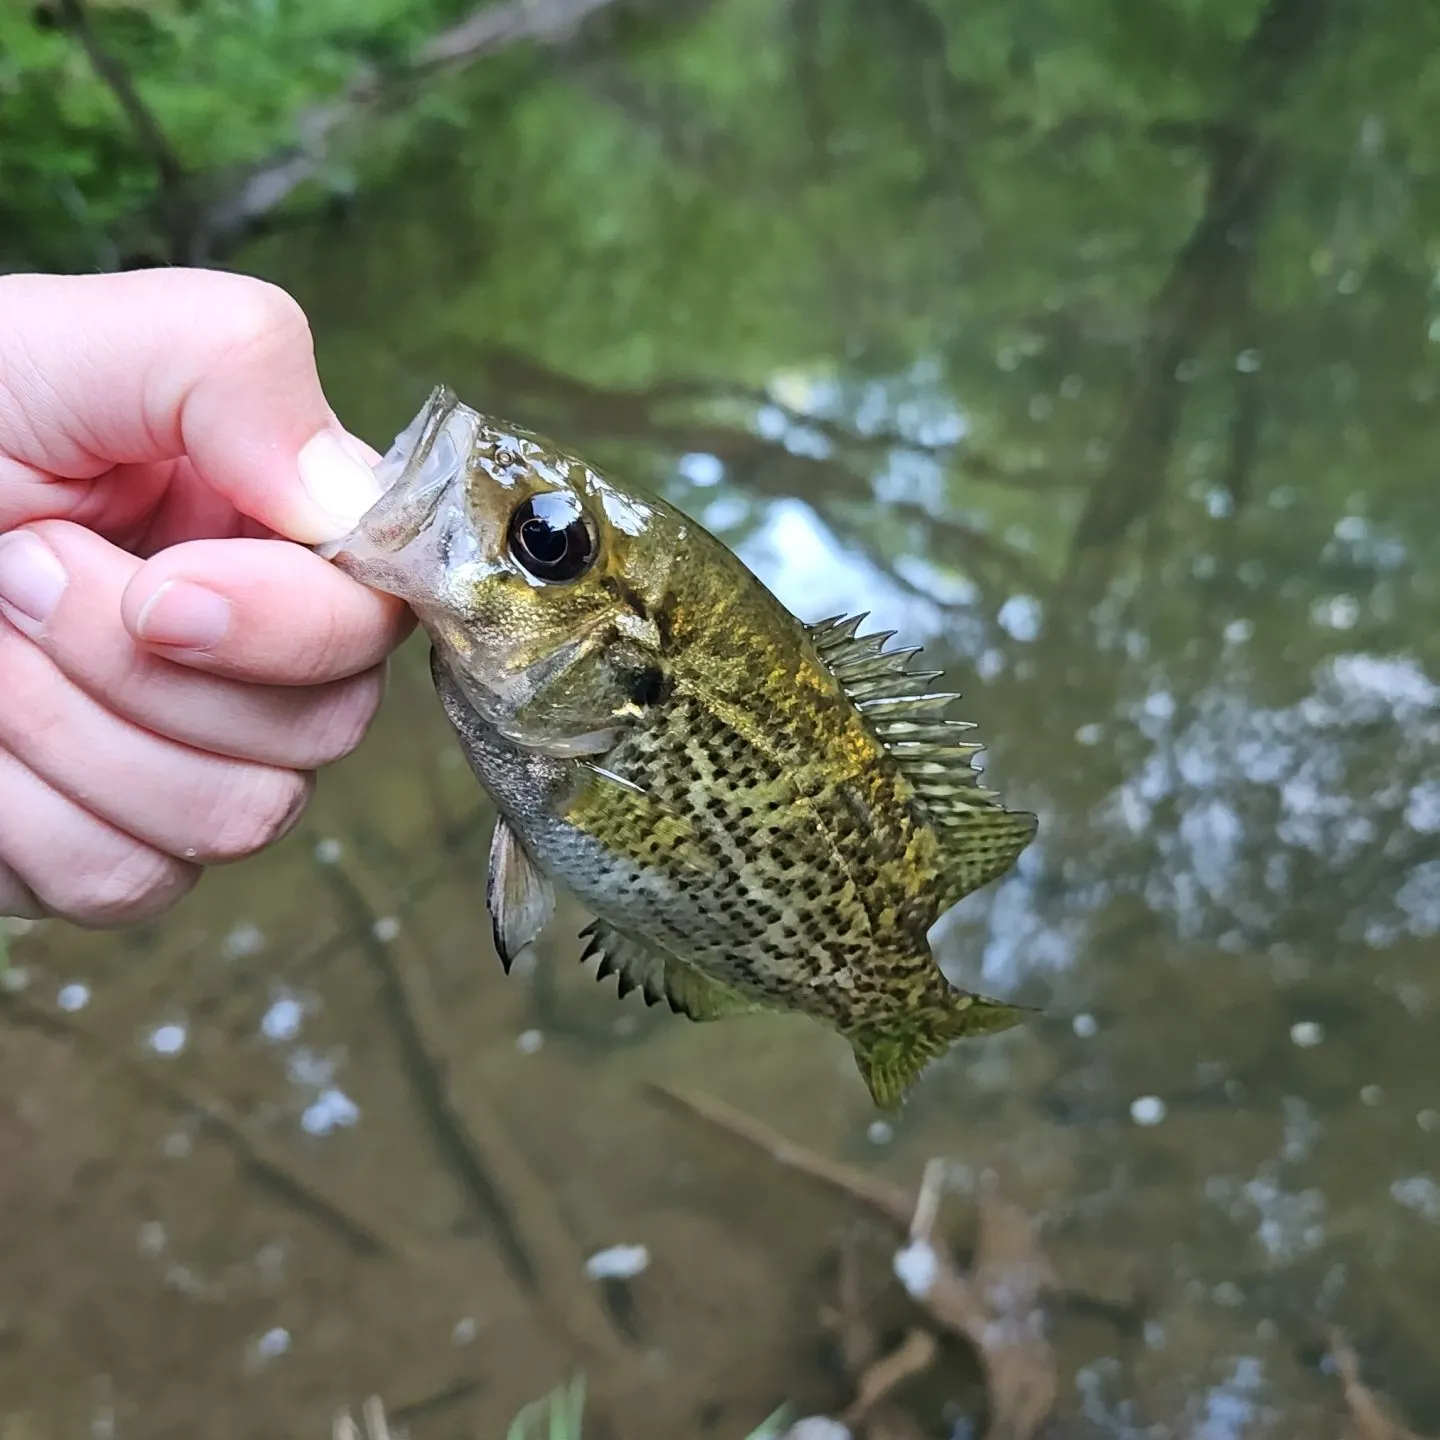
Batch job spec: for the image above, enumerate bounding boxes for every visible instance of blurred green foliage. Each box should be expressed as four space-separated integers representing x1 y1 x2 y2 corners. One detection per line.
0 0 475 269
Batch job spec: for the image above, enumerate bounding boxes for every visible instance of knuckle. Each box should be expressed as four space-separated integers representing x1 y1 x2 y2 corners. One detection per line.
299 667 386 766
59 849 196 929
202 765 312 862
288 595 354 687
215 277 313 362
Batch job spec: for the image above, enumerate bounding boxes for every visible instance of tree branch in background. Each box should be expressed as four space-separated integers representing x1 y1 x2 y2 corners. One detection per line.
416 0 619 67
1066 0 1332 583
69 0 640 266
53 0 197 261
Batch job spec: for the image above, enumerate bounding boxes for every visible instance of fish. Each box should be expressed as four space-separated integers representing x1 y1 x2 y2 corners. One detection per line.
321 384 1039 1108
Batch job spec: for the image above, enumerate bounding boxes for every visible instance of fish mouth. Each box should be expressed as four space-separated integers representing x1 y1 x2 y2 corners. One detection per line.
317 383 479 604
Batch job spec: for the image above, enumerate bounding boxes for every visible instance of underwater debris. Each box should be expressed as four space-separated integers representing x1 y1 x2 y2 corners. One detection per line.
647 1085 1060 1439
1331 1329 1429 1440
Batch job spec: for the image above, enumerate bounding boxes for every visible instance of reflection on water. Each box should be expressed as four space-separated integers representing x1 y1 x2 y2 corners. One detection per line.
6 0 1440 1434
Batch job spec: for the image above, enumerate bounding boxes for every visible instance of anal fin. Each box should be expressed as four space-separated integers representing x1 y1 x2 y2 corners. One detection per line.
578 920 761 1022
849 990 1032 1111
486 817 556 972
663 957 766 1022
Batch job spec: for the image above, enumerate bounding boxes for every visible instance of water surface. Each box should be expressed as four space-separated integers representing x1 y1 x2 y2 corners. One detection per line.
5 1 1440 1435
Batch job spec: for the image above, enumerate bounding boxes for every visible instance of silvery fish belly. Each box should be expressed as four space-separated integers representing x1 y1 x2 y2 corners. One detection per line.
322 385 1039 1108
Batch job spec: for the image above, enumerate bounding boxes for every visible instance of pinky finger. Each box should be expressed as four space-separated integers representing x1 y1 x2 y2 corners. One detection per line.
0 749 199 928
0 858 43 920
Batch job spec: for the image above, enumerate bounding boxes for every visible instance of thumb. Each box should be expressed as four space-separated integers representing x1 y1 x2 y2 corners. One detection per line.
0 268 381 544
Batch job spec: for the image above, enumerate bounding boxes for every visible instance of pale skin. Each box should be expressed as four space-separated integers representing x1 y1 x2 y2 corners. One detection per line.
0 267 416 926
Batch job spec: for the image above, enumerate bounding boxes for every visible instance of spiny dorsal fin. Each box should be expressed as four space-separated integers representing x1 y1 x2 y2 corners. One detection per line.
578 920 762 1021
805 611 1038 904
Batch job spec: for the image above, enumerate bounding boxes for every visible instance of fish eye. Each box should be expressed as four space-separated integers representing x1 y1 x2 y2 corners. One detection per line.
493 448 518 468
507 492 598 583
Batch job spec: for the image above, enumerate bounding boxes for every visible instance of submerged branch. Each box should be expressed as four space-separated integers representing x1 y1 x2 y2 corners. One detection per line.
319 847 631 1367
0 985 428 1264
648 1086 1063 1440
1331 1329 1429 1440
1066 0 1331 582
645 1083 915 1225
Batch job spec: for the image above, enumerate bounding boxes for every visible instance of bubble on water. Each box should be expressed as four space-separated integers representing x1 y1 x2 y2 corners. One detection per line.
57 982 90 1012
892 1241 940 1299
1223 618 1253 646
1130 1095 1167 1127
1289 1021 1324 1048
222 923 266 961
314 838 343 864
516 1029 545 1055
1235 349 1262 373
0 966 31 993
678 452 724 487
1419 1110 1440 1134
162 1130 193 1159
998 594 1042 643
1313 595 1360 631
260 995 305 1043
1361 1085 1385 1107
1391 1175 1440 1223
1072 1013 1098 1038
1212 1280 1244 1306
452 1316 478 1345
584 1244 650 1280
372 916 400 942
976 648 1006 682
253 1327 290 1361
867 1120 894 1146
1074 723 1104 746
148 1023 188 1057
301 1088 360 1136
137 1221 166 1257
1142 690 1176 722
784 1422 852 1440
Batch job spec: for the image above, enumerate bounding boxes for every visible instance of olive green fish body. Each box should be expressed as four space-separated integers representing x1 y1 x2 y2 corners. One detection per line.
326 386 1038 1107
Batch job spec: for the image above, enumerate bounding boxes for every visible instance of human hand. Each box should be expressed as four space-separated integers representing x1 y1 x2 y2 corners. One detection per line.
0 267 414 926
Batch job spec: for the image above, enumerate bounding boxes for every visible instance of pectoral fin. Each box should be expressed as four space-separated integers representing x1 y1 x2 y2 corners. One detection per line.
578 920 762 1022
486 817 556 972
565 764 715 878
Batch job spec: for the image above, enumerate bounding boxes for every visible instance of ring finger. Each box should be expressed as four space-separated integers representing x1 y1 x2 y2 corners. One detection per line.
0 748 198 927
0 621 312 866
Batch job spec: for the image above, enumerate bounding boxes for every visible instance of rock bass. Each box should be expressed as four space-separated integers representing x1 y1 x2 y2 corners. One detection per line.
322 385 1038 1108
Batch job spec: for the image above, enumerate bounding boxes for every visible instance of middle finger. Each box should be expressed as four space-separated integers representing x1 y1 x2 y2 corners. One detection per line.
0 522 385 769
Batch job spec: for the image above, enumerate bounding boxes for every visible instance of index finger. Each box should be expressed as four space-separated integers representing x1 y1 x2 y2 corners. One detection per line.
0 267 381 544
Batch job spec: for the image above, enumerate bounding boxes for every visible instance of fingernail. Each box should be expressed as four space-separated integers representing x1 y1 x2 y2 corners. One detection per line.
298 428 383 538
135 580 232 651
0 531 67 638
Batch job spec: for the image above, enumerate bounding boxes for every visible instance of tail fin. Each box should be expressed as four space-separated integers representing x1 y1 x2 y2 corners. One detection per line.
849 992 1033 1111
